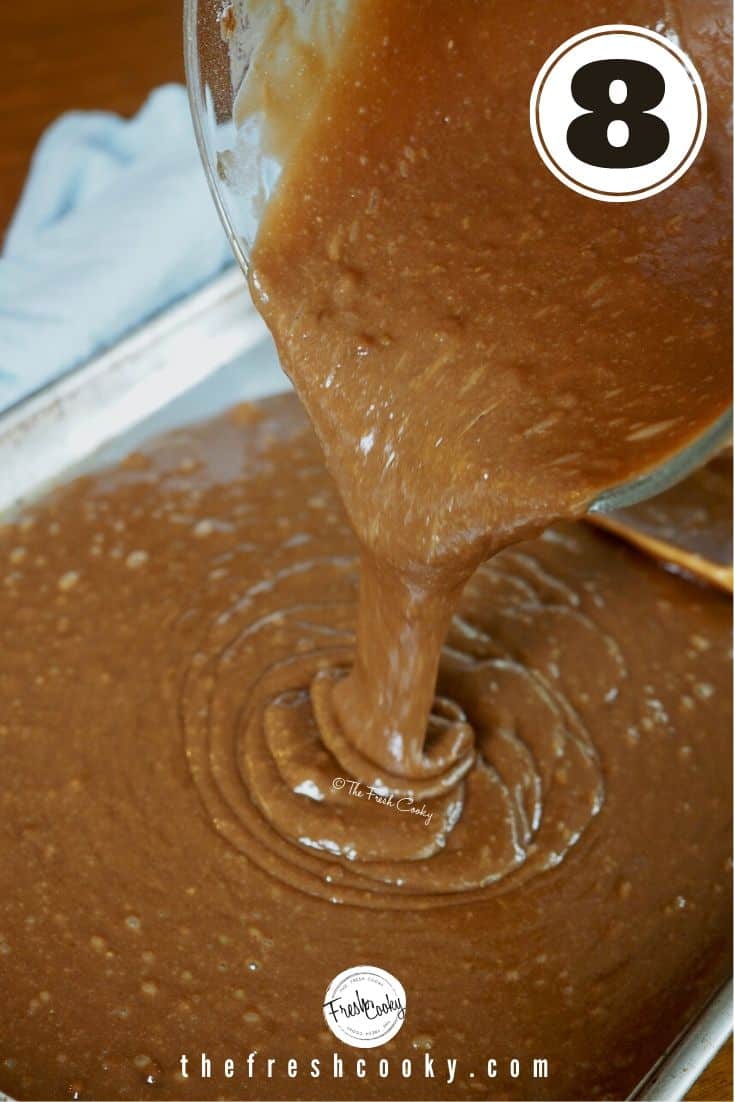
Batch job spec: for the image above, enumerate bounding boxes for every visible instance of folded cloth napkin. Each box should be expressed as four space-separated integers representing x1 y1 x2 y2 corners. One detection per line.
0 84 234 411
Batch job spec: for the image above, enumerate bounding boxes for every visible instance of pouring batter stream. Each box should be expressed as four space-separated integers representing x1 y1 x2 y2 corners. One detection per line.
228 0 733 896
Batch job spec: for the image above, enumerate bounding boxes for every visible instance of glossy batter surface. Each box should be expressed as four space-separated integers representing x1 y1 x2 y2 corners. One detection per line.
245 0 732 823
0 1 731 1097
0 396 731 1101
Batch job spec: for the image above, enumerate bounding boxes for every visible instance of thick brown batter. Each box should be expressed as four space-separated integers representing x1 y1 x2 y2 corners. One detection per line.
0 395 731 1101
245 0 732 811
0 0 732 1098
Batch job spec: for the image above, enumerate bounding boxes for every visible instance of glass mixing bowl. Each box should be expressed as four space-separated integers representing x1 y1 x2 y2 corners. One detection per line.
184 0 731 513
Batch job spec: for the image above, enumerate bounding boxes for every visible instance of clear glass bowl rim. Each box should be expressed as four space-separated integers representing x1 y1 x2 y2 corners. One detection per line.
183 0 732 514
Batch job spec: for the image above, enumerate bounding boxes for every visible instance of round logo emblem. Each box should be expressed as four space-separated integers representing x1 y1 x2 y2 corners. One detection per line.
530 24 707 202
322 965 406 1049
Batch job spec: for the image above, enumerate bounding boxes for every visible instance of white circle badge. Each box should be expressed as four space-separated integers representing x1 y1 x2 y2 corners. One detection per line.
322 965 406 1049
530 24 707 202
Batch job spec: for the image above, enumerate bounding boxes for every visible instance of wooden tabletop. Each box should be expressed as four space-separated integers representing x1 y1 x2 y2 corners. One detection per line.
0 2 731 1099
0 0 184 233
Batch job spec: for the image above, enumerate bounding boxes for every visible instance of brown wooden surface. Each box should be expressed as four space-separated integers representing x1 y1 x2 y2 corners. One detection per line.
0 2 731 1099
0 0 184 234
685 1039 733 1102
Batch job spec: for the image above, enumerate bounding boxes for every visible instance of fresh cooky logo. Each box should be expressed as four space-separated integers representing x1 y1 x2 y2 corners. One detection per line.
323 966 406 1049
530 24 707 201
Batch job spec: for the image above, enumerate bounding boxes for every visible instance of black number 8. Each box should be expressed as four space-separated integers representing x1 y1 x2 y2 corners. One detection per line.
567 59 670 168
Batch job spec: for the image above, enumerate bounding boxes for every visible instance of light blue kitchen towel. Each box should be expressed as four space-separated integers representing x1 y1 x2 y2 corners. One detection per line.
0 84 235 411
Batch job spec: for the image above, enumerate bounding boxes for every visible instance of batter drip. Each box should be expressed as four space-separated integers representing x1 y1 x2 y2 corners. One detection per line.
0 396 730 1101
227 0 732 895
181 495 611 905
0 0 731 1097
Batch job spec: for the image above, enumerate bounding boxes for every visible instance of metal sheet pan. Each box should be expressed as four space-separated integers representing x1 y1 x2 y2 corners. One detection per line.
0 270 731 1102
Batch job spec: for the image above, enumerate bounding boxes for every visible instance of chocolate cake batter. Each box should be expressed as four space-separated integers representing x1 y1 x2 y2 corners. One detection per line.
0 0 732 1099
244 0 731 816
0 397 731 1101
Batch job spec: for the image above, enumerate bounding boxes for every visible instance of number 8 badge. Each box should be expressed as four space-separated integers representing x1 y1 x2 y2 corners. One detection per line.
530 24 707 202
